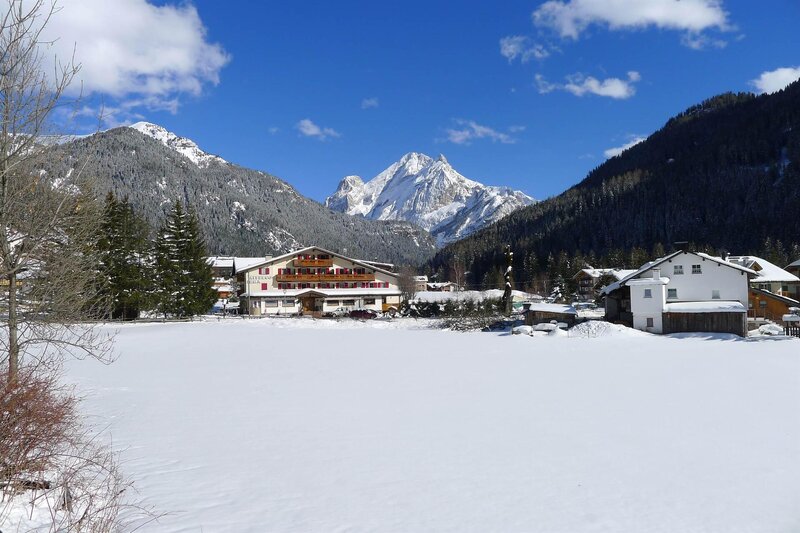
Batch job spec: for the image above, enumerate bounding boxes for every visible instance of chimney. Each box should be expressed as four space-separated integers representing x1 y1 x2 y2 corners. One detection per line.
652 268 661 280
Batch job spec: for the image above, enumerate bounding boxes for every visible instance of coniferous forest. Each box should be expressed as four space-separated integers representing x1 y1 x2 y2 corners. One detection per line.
429 81 800 292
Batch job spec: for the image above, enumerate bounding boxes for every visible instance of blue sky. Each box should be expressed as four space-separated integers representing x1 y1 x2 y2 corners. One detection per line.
54 1 800 202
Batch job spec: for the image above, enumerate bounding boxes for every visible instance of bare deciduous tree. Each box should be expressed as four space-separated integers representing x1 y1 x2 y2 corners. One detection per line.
0 0 111 385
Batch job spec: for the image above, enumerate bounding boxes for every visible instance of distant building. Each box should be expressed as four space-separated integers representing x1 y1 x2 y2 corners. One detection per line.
412 275 428 292
236 246 401 316
603 251 755 336
426 281 461 292
573 267 637 301
727 255 800 300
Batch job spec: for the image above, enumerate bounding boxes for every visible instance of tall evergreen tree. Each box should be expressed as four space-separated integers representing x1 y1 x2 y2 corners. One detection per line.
153 200 217 318
96 193 151 319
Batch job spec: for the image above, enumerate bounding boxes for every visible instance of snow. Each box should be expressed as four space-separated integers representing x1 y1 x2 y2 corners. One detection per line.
524 303 578 314
129 122 226 168
663 301 746 313
324 152 535 245
6 319 798 532
414 289 539 303
727 255 800 283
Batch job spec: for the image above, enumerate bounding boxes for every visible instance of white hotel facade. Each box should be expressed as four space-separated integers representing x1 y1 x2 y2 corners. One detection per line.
236 246 402 316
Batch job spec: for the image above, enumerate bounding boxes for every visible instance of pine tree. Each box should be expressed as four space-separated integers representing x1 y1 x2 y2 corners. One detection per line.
96 193 151 319
153 200 217 318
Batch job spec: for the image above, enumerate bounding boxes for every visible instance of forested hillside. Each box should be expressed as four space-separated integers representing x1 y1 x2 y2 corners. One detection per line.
431 81 800 290
40 128 436 264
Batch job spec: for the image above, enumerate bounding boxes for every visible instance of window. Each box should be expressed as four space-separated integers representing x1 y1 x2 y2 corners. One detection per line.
711 289 720 299
691 264 702 274
261 283 269 290
364 298 376 305
673 265 684 275
343 299 356 306
265 300 278 308
644 288 652 298
282 299 295 306
646 317 654 328
667 288 678 299
327 300 339 306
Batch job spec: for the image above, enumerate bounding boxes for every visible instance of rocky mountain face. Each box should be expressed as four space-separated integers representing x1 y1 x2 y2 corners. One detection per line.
325 152 535 245
41 124 436 264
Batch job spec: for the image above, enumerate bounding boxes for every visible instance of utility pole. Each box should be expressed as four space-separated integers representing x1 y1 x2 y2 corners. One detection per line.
502 245 514 315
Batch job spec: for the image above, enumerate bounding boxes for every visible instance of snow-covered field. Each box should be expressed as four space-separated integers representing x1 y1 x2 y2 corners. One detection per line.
18 318 800 532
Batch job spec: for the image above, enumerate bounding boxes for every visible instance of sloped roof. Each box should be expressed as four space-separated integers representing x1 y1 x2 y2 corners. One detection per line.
234 246 397 277
728 256 800 283
601 251 756 295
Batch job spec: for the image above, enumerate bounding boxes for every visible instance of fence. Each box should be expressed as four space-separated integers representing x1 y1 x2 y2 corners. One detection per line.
785 324 800 338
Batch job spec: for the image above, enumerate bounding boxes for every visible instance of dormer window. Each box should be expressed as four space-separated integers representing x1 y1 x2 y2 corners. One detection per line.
691 264 702 274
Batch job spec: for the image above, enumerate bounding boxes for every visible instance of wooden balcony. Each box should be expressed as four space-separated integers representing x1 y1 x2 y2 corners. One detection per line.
293 258 333 267
276 273 375 282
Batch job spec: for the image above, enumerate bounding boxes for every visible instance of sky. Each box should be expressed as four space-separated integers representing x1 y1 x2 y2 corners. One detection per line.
48 0 800 203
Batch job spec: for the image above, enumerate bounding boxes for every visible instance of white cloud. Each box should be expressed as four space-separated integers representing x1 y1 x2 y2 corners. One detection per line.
750 67 800 94
499 36 550 63
508 125 527 133
41 0 230 111
361 97 379 109
533 0 730 46
295 119 340 141
444 120 517 145
680 32 728 50
268 127 279 135
604 135 646 158
537 71 641 99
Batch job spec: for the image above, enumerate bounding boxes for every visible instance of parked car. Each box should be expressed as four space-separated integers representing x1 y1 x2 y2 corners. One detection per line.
349 309 378 320
324 307 349 318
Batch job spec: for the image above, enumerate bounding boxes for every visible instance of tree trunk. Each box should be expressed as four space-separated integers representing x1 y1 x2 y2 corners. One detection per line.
8 270 18 384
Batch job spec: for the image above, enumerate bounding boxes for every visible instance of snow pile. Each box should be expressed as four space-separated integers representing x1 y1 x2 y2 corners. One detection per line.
414 289 538 303
570 320 647 338
758 323 785 336
30 319 799 532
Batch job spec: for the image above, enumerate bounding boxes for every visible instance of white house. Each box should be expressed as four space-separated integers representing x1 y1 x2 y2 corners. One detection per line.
603 251 756 336
236 246 402 316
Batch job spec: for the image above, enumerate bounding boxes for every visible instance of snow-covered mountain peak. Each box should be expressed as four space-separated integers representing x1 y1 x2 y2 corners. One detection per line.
325 152 536 245
128 121 226 168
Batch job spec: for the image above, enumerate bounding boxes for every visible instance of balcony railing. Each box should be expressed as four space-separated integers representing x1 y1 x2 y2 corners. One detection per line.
294 258 333 267
276 273 375 282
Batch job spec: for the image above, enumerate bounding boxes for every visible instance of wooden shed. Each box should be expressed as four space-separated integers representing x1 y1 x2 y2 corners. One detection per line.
523 303 578 327
661 301 747 337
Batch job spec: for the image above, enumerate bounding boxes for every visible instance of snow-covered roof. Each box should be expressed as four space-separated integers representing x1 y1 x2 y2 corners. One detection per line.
663 301 746 313
575 267 637 281
784 314 800 322
206 256 234 268
602 251 757 295
236 246 398 277
627 277 670 286
234 257 274 273
242 288 401 298
727 256 800 283
524 303 578 315
787 259 800 269
413 276 428 282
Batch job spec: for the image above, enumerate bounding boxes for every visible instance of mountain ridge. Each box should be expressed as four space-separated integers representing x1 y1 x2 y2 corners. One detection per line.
325 151 535 245
38 125 436 264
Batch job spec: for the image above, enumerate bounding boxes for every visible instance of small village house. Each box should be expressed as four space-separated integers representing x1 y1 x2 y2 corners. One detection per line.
236 246 401 316
784 259 800 298
748 287 799 323
426 281 461 292
603 251 755 336
573 267 637 301
412 275 428 293
727 255 800 299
